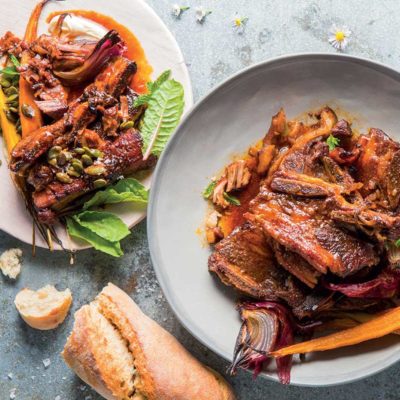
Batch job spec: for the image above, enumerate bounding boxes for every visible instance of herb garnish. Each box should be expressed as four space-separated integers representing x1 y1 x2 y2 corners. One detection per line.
223 192 241 206
203 180 216 199
326 134 340 151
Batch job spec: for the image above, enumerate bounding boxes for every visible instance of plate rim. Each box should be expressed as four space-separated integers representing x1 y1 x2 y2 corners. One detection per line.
147 52 400 387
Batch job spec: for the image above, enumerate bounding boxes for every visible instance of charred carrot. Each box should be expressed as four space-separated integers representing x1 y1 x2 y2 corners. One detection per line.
19 0 50 137
271 306 400 357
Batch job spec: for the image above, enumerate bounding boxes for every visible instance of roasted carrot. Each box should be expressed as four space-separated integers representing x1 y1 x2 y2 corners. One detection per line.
271 306 400 357
0 88 20 155
19 0 50 137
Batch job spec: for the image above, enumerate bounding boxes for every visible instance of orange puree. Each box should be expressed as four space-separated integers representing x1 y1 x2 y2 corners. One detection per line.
46 10 153 93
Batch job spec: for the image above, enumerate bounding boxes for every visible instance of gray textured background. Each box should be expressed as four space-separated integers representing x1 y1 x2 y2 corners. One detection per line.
2 0 400 399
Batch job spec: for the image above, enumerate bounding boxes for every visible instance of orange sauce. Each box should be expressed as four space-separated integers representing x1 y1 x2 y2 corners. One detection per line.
46 10 153 94
219 156 261 236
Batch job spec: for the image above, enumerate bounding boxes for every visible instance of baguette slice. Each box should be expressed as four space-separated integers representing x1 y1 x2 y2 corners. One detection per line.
63 283 235 400
15 285 72 330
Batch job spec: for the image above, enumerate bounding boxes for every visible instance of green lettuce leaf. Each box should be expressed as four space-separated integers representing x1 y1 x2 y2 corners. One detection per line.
66 217 123 257
73 211 130 242
134 70 172 107
140 79 184 157
83 178 148 210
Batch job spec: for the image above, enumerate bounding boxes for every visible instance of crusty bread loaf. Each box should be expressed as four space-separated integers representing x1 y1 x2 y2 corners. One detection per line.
62 283 235 400
14 285 72 330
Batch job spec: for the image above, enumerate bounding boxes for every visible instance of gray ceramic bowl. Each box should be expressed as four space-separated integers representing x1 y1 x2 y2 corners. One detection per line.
148 54 400 386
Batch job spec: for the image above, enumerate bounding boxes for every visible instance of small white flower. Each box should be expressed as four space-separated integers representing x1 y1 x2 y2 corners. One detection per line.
172 4 190 18
232 15 248 34
195 7 212 23
328 25 352 51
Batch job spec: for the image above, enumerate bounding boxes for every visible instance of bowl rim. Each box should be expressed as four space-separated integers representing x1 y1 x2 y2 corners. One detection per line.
147 52 400 387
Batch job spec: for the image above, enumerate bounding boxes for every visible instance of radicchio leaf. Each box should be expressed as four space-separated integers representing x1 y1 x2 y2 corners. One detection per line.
53 30 126 86
325 270 400 298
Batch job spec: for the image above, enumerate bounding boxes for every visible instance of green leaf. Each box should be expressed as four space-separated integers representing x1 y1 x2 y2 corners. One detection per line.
113 178 148 202
147 69 171 93
395 239 400 248
9 54 20 67
66 217 123 257
74 211 130 242
140 79 184 157
134 70 172 107
0 66 19 76
327 134 340 151
83 178 148 209
223 192 241 206
203 180 216 199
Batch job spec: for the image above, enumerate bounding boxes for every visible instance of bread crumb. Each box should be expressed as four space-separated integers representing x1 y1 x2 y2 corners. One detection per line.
0 248 22 279
9 388 16 399
42 358 51 369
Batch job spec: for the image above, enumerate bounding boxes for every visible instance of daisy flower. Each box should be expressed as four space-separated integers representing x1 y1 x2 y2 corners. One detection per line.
172 4 190 18
195 7 212 23
232 15 248 34
328 25 352 51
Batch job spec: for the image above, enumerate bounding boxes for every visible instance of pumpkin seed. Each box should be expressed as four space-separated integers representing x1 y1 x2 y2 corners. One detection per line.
85 165 106 176
81 154 93 166
56 152 67 166
5 110 16 122
8 106 18 113
56 172 72 183
67 168 81 177
64 151 73 161
21 104 35 118
120 120 134 130
6 93 18 103
71 159 83 172
74 147 85 155
93 179 107 188
48 146 62 160
4 86 18 96
90 149 103 158
48 158 58 167
0 78 11 88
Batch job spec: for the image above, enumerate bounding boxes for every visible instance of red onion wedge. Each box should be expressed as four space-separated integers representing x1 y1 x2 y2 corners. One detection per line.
229 301 320 384
53 30 126 86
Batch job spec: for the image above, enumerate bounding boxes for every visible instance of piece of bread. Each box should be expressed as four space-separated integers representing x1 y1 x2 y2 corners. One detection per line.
63 283 236 400
0 248 22 279
15 285 72 330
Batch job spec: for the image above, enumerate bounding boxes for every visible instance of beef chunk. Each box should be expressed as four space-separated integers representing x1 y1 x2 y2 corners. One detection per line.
248 188 379 277
208 222 307 309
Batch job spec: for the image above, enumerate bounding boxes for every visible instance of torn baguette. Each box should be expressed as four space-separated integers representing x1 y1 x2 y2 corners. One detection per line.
63 283 235 400
15 285 72 330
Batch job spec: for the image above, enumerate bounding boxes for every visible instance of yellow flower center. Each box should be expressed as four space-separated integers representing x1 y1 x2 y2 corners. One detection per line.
235 18 242 26
335 31 345 42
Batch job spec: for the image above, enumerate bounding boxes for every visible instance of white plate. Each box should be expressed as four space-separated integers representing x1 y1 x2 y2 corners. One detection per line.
148 54 400 386
0 0 193 249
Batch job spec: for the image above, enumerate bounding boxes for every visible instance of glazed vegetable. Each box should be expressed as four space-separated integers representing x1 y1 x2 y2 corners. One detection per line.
229 301 319 384
271 306 400 358
53 30 125 86
19 0 49 137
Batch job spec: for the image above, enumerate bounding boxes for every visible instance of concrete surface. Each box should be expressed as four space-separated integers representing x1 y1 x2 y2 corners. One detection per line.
2 0 400 399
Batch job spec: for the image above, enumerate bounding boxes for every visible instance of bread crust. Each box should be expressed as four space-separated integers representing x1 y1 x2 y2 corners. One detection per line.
63 283 236 400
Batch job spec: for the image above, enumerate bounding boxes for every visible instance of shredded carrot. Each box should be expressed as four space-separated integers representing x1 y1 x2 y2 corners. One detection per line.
19 0 49 137
271 306 400 357
0 88 20 155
